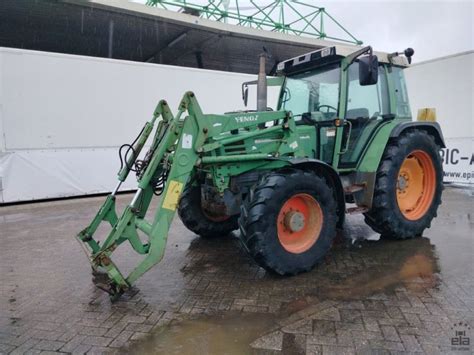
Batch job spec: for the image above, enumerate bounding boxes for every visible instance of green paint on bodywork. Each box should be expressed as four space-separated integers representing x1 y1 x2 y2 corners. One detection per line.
357 119 406 172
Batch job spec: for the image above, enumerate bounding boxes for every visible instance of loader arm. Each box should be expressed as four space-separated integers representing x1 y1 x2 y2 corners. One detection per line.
77 92 290 299
77 92 201 299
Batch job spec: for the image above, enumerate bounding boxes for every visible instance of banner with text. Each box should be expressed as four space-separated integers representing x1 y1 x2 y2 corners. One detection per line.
441 138 473 185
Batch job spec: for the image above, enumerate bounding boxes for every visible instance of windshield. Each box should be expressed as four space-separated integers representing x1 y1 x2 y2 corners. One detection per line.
279 64 341 120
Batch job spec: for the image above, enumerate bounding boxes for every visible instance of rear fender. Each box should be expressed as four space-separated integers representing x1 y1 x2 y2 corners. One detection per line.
288 158 345 229
355 120 445 208
359 120 445 173
389 121 445 148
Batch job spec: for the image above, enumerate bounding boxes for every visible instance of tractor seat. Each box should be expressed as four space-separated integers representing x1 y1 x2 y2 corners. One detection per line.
345 108 369 120
345 108 370 133
343 108 369 149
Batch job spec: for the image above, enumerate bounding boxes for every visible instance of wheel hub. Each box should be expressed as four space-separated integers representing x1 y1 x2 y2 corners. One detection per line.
283 211 305 233
277 193 323 254
397 173 409 192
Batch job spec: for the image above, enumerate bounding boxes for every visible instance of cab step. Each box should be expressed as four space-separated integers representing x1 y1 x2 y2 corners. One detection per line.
344 183 366 194
346 206 369 214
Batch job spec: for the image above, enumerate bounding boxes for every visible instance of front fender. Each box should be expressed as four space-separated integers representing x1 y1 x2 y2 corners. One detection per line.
287 158 345 229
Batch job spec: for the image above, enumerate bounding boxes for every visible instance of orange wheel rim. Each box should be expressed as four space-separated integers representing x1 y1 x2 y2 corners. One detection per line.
396 150 436 221
277 193 323 254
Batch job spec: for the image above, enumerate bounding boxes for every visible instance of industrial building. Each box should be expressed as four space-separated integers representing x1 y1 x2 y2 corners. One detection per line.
1 1 472 202
0 2 473 353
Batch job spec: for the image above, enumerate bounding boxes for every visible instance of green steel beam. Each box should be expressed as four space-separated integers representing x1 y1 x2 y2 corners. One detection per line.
146 0 363 45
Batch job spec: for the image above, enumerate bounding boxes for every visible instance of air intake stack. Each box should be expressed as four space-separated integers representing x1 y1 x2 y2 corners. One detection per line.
256 52 267 112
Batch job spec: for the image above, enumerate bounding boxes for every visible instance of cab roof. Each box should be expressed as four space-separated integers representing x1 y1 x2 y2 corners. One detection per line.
276 45 409 75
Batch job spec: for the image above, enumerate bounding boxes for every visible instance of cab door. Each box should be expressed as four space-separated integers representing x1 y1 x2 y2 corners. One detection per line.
337 63 390 168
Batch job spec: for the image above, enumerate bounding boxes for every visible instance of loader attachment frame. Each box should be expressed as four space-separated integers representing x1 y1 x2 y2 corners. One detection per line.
77 91 291 299
77 92 202 299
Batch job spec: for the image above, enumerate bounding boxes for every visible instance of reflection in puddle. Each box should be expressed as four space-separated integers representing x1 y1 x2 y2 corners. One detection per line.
323 237 440 298
119 313 276 355
125 236 444 354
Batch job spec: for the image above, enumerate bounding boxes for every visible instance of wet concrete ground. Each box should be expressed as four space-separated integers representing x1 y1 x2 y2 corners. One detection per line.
0 186 473 354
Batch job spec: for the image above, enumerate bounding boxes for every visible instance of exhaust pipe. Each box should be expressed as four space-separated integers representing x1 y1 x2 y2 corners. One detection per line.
256 52 267 112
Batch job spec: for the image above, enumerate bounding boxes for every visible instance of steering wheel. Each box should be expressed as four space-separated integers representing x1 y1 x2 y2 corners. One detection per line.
317 104 337 113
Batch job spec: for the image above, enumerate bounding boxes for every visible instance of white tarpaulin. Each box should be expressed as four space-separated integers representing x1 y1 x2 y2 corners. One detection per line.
0 149 138 203
0 47 279 203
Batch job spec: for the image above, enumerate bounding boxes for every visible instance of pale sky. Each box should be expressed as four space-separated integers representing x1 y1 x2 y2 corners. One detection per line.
314 0 473 62
134 0 473 62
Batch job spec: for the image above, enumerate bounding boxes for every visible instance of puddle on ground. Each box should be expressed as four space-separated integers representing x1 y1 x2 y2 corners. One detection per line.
123 237 443 355
119 312 276 355
122 188 473 354
322 237 440 298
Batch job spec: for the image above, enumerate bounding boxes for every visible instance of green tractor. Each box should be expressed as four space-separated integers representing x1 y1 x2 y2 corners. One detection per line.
78 45 444 299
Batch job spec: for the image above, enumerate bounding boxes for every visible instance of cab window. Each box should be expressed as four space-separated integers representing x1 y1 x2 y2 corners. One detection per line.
280 64 340 120
391 67 412 118
346 63 389 118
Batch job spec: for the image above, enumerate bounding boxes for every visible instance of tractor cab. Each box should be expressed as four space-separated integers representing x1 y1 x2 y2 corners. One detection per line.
276 45 413 167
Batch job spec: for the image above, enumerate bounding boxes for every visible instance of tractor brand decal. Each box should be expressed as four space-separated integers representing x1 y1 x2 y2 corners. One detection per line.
181 133 193 149
162 180 184 211
299 135 311 140
235 115 259 124
289 141 298 150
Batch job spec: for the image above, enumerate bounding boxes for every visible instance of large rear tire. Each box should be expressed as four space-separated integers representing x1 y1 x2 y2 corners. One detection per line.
178 185 238 238
239 169 337 275
364 129 443 239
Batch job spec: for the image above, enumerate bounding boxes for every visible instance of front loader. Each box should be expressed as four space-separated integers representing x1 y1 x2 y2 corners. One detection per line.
77 45 445 300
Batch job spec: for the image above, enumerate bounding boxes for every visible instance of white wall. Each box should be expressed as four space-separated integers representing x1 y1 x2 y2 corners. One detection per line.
406 51 474 185
0 48 261 150
0 48 279 203
2 48 471 202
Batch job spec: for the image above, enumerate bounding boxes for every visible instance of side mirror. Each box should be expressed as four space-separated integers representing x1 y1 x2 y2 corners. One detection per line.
359 55 378 86
242 85 249 107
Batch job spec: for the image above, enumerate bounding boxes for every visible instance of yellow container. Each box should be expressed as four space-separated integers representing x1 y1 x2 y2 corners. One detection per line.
417 108 437 122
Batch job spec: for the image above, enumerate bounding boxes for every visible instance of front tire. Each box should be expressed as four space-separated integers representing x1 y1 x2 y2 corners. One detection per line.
178 185 238 238
364 129 443 239
239 169 337 275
